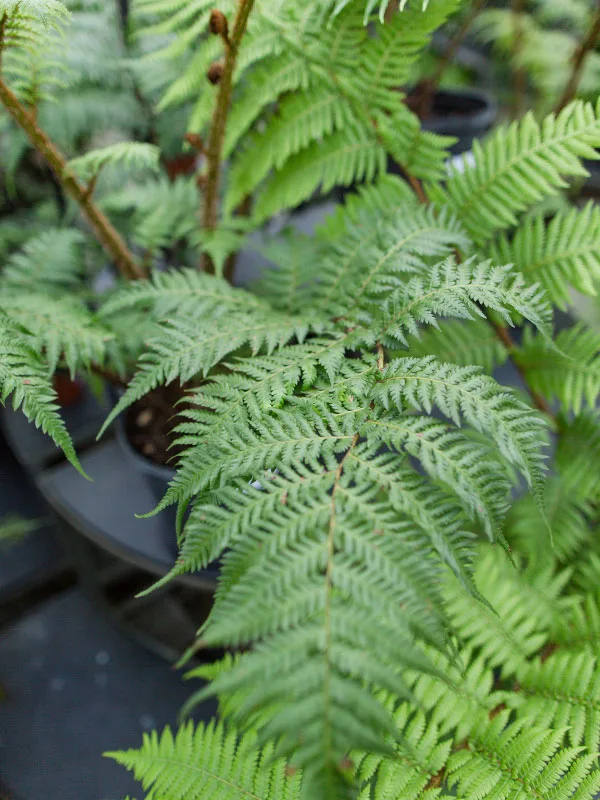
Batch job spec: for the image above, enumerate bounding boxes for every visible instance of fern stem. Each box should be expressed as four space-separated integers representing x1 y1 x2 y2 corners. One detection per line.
555 5 600 113
323 433 359 777
201 0 256 275
488 318 554 417
0 79 144 281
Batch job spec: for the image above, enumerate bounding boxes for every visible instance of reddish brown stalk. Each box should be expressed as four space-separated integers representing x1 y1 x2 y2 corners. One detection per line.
201 0 256 275
0 78 144 281
488 318 554 416
555 5 600 113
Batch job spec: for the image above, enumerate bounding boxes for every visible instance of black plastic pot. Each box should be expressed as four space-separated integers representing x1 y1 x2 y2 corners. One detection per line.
408 87 498 156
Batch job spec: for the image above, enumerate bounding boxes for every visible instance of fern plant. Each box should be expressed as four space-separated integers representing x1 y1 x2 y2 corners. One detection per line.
2 1 600 799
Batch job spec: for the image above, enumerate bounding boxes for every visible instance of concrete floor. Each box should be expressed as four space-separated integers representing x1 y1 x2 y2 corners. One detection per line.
0 437 215 800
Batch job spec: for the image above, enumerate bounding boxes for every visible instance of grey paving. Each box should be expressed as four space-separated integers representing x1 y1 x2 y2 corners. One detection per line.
0 589 216 800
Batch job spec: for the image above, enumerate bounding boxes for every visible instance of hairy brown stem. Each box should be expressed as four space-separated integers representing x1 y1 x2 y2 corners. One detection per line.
555 5 600 113
201 0 256 275
413 0 488 119
0 78 144 281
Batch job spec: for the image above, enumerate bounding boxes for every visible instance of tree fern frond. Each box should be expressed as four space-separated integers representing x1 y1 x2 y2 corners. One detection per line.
403 319 508 373
373 356 548 496
364 413 509 538
507 650 600 752
357 707 456 800
358 0 462 98
505 478 592 564
435 102 600 243
222 54 311 160
252 128 386 224
490 204 600 310
106 720 302 800
226 90 356 214
0 292 112 376
368 257 552 348
67 142 161 182
516 324 600 415
0 312 84 475
444 547 571 676
555 411 600 502
98 268 266 320
378 106 455 182
318 206 469 315
446 712 600 800
0 228 85 294
98 310 327 439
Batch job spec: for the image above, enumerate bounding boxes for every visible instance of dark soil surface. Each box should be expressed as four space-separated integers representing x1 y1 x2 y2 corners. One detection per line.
124 385 188 467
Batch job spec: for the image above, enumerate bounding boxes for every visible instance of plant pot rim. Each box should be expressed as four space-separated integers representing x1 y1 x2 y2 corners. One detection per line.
113 414 177 481
421 86 498 135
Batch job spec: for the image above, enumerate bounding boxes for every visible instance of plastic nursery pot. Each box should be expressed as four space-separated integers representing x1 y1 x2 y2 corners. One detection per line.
407 87 498 156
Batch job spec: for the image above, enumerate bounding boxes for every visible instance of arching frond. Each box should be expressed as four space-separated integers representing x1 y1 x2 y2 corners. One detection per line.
516 324 600 414
0 228 85 293
0 292 111 375
106 721 302 800
490 204 600 310
555 411 600 502
373 356 548 496
67 142 161 182
0 312 83 475
435 102 600 242
368 257 552 347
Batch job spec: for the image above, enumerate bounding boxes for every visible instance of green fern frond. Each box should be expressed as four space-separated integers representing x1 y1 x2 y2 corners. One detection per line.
506 650 600 752
357 707 456 800
403 319 508 373
516 324 600 414
444 547 570 676
252 128 386 224
0 228 85 294
357 0 462 98
106 720 302 800
490 204 600 310
505 478 592 564
0 293 111 376
378 106 455 182
364 413 509 538
435 102 600 243
317 206 469 315
226 90 356 214
0 312 84 475
98 310 329 438
373 356 548 496
67 142 161 182
446 711 600 800
369 257 552 348
555 411 600 502
98 267 266 320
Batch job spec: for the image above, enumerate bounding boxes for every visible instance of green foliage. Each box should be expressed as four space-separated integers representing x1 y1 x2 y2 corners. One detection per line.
67 142 161 182
516 324 600 414
106 720 302 800
434 102 600 243
490 204 600 310
0 312 84 475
